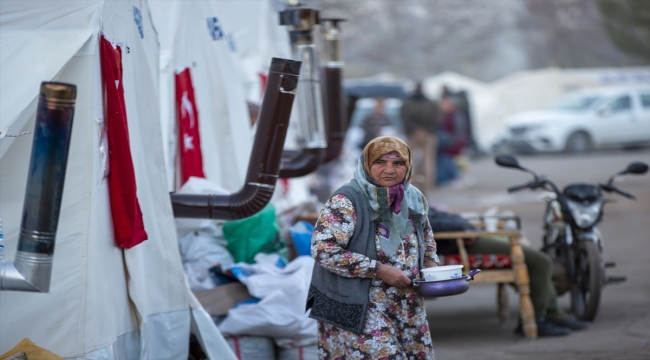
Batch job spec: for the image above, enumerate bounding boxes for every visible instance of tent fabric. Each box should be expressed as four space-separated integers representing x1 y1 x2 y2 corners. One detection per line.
149 0 253 193
213 0 292 103
100 36 148 249
0 1 235 359
215 0 303 153
0 1 95 159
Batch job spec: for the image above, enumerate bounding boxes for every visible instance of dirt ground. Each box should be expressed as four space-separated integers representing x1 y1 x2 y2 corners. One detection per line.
424 149 650 360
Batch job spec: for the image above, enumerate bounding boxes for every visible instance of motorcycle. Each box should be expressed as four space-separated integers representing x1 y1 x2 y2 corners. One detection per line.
494 154 648 321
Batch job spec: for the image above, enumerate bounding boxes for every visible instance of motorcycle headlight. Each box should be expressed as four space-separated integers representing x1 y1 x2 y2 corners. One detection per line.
566 200 602 228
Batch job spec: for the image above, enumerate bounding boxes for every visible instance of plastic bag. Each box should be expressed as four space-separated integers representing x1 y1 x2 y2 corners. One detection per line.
178 225 235 292
289 221 314 257
218 257 318 346
222 204 285 264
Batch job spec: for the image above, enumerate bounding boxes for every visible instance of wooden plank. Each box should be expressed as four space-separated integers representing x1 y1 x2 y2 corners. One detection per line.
294 212 320 225
194 282 252 316
470 270 516 283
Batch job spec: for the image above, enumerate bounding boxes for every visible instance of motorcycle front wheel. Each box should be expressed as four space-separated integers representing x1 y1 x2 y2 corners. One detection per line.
570 240 604 321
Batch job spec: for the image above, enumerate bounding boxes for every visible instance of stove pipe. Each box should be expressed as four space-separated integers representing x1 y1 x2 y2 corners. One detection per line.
278 7 326 178
321 18 346 164
1 82 77 292
170 58 301 219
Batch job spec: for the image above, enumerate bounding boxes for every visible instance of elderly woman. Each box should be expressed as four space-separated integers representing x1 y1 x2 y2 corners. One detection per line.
306 136 440 359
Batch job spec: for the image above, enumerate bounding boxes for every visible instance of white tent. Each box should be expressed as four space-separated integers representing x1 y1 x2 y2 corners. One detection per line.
0 1 233 358
149 0 254 193
423 71 488 100
566 66 650 87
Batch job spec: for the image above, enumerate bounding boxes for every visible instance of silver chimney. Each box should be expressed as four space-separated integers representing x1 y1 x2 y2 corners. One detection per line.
1 82 77 292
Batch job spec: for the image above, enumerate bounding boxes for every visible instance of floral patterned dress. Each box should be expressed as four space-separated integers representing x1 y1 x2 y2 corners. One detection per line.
311 193 438 360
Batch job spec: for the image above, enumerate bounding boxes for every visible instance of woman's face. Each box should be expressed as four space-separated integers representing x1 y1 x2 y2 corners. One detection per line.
370 154 407 187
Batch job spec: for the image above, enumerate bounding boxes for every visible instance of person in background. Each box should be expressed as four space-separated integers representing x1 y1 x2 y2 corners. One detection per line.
428 207 590 337
359 97 392 150
400 82 440 193
441 85 479 157
438 96 468 157
307 136 439 359
436 96 468 184
455 90 480 156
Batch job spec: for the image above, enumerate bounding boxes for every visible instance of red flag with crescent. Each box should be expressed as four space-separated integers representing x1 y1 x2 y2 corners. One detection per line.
99 36 148 248
175 67 205 185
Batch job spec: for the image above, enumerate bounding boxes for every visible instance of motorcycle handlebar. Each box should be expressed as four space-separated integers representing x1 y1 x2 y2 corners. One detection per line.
508 182 533 193
599 183 636 200
612 186 636 200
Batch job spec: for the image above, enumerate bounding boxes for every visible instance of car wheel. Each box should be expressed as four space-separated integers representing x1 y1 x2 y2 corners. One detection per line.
565 132 591 153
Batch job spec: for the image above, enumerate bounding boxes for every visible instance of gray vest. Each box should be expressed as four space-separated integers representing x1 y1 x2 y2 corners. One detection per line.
305 181 425 334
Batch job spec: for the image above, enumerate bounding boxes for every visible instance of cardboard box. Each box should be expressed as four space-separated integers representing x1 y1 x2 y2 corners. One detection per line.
194 282 252 316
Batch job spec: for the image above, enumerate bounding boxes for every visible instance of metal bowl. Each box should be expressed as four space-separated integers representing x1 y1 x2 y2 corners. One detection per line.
413 269 481 298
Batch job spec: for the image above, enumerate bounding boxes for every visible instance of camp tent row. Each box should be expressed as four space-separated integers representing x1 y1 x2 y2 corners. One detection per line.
0 0 305 358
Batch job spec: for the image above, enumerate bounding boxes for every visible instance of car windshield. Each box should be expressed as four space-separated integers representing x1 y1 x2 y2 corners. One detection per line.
547 94 601 111
350 98 403 127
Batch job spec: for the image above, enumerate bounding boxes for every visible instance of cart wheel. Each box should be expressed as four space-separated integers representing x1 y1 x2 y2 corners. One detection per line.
571 241 604 321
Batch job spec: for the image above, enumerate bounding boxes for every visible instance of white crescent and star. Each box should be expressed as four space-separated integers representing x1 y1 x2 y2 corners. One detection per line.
180 91 196 129
183 133 194 151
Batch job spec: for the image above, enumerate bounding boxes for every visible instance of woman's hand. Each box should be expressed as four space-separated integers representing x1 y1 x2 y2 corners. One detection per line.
424 261 439 268
377 264 412 287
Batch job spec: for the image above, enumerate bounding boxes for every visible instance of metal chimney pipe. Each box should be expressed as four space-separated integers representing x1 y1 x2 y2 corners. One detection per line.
321 18 346 164
278 6 326 178
1 82 77 292
170 58 301 219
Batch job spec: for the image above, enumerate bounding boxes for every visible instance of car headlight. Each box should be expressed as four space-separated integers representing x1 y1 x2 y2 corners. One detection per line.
566 199 602 228
510 123 545 135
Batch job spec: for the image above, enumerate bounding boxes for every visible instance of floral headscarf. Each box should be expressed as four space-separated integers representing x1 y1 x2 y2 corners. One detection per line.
362 136 412 181
354 136 428 257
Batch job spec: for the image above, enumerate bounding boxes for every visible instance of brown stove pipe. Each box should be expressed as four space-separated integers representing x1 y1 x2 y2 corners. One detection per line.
278 147 323 178
321 66 344 163
321 18 346 164
170 58 301 219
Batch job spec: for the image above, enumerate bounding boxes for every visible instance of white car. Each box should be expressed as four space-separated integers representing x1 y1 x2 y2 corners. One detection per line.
502 86 650 153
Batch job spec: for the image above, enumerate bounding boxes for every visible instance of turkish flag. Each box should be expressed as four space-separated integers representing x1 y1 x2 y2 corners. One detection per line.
100 36 148 249
175 67 205 185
